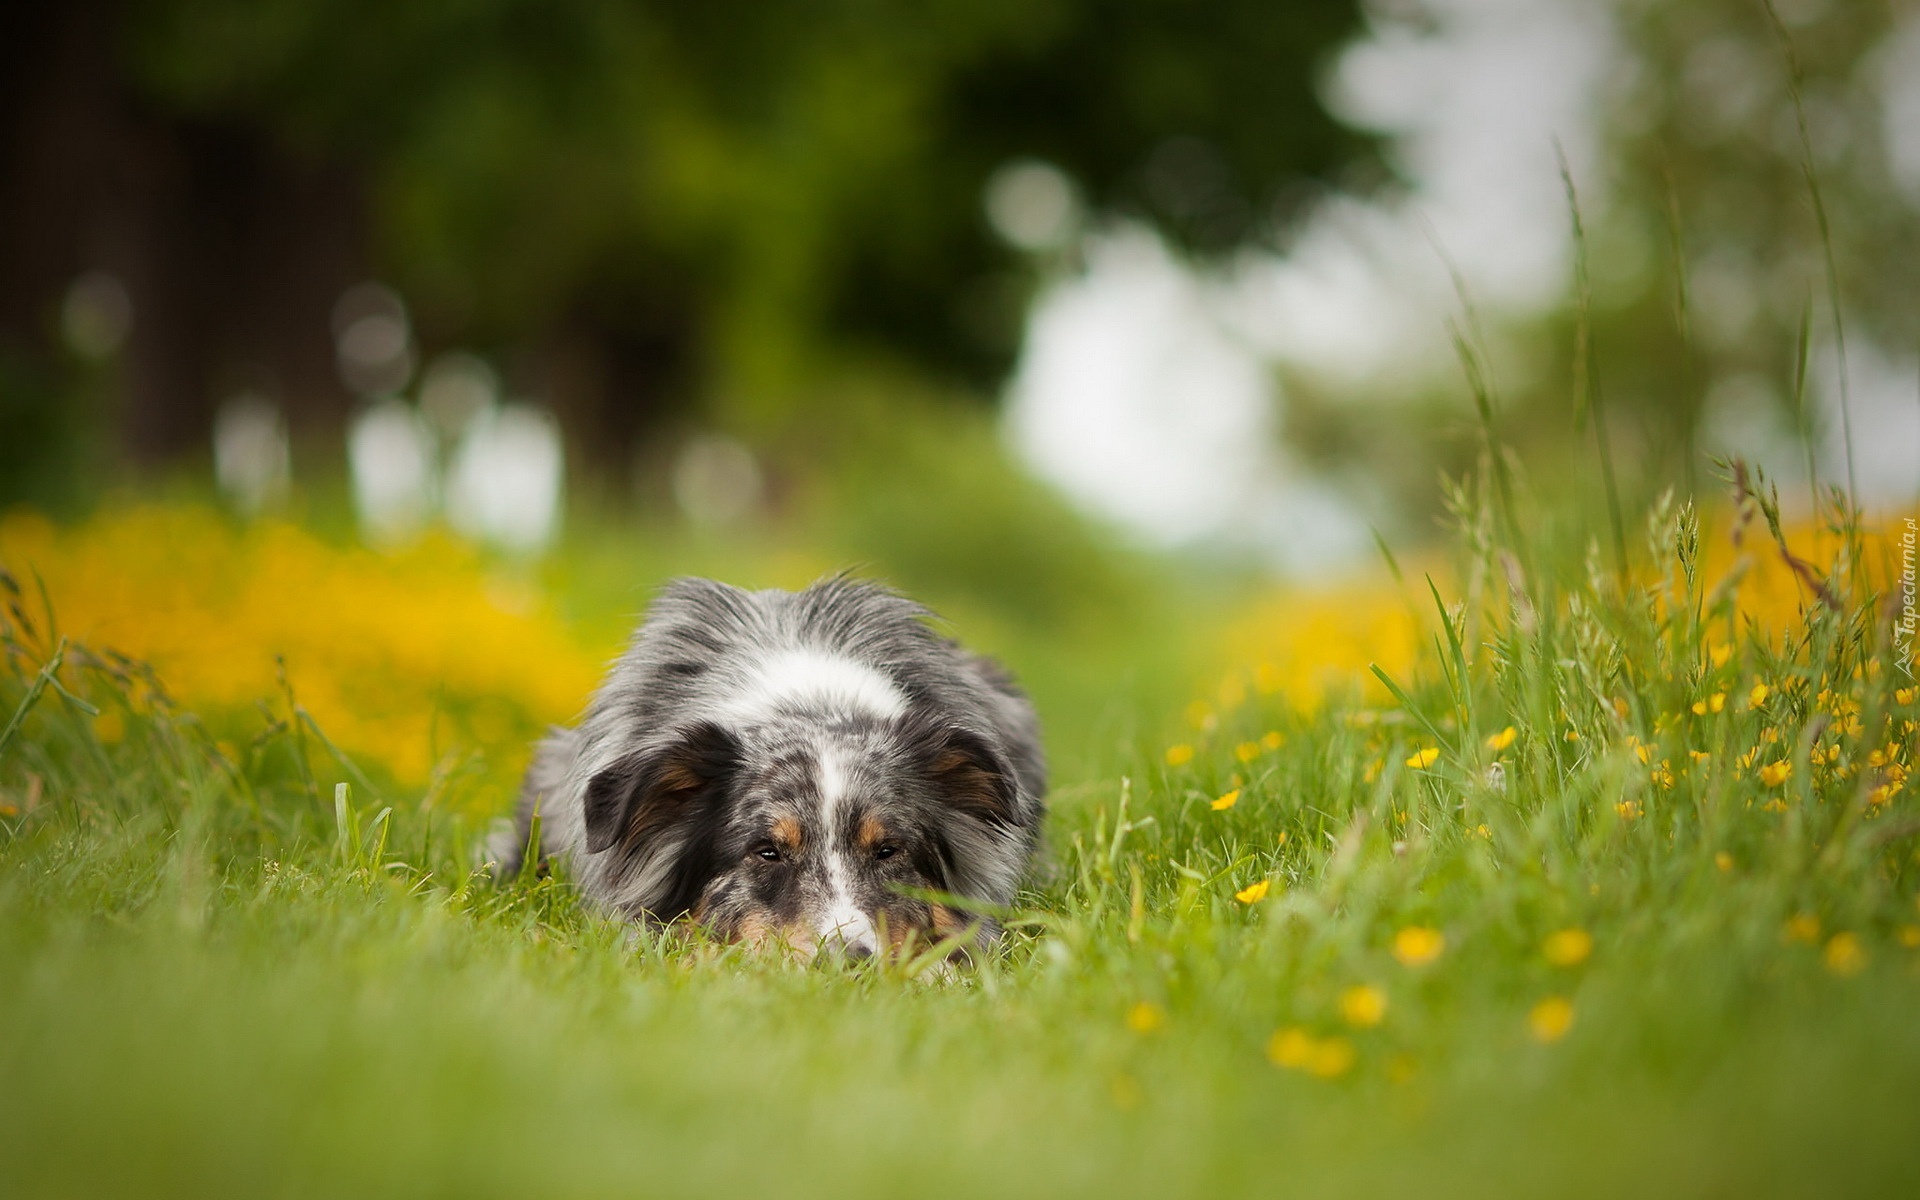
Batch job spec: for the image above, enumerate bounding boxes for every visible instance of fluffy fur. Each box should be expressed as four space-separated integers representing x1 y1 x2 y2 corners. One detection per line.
491 575 1046 957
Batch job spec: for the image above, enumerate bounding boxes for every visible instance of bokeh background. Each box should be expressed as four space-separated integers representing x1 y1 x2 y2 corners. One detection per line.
2 0 1916 805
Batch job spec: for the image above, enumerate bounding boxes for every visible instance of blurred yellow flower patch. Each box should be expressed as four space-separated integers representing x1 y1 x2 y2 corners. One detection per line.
0 506 601 794
1392 926 1445 967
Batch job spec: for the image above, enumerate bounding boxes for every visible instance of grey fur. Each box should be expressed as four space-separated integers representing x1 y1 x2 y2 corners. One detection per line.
490 575 1046 942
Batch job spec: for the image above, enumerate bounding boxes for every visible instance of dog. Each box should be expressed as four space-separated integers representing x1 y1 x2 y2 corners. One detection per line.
492 574 1046 959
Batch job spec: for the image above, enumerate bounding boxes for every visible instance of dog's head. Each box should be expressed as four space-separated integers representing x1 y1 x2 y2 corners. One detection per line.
581 714 1027 959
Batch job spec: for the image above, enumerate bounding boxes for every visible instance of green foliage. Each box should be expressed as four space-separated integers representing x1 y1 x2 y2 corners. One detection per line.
119 0 1374 396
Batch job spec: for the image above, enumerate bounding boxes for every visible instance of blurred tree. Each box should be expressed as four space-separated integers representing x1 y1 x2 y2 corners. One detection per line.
0 0 1375 493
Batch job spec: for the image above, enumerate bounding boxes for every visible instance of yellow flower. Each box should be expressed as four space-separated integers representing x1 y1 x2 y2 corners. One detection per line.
1710 642 1733 667
1307 1037 1357 1078
1749 682 1771 708
1611 697 1630 720
1715 851 1734 872
1542 929 1593 967
1564 728 1582 742
1212 789 1241 811
1615 800 1642 820
1689 750 1711 764
1528 996 1575 1043
1761 798 1788 813
1363 758 1384 783
1164 743 1195 767
1650 762 1675 788
1235 879 1271 904
1631 740 1651 764
1895 687 1915 706
1266 1027 1314 1069
1263 1028 1355 1077
1475 823 1492 839
1261 731 1284 751
1823 932 1865 977
1486 726 1517 751
1783 913 1822 943
1758 760 1791 787
1392 926 1446 967
1126 1002 1166 1034
1235 741 1261 763
1897 925 1920 949
1406 747 1440 769
1338 985 1388 1028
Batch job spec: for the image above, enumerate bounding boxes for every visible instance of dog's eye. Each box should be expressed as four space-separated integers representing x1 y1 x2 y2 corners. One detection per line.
874 844 898 861
754 844 781 862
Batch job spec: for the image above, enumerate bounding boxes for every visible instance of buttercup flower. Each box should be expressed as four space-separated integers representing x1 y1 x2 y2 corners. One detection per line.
1542 929 1593 967
1212 789 1240 811
1338 985 1388 1027
1486 726 1517 751
1393 926 1446 967
1529 996 1575 1042
1234 880 1271 904
1406 747 1440 769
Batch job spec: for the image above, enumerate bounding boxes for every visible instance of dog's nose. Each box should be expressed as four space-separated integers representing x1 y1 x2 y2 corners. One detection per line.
843 942 874 961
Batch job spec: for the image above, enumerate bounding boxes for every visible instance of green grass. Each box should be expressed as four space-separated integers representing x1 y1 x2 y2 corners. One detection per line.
2 464 1918 1199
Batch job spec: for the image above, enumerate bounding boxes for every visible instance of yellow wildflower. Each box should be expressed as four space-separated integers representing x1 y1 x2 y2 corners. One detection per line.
1261 731 1284 751
1363 758 1383 783
1651 762 1675 788
1338 985 1388 1028
1897 926 1920 949
1631 739 1651 764
1475 824 1492 839
1266 1027 1314 1069
1689 750 1711 763
1164 743 1194 767
1615 800 1642 820
1528 996 1575 1043
1542 929 1593 967
1564 728 1582 742
1392 926 1446 967
1235 741 1261 763
1823 932 1866 977
1749 682 1770 708
1895 687 1915 706
1486 726 1517 752
1266 1026 1364 1078
1759 760 1791 787
1212 789 1241 811
1710 642 1733 667
1714 851 1734 872
1125 1002 1165 1034
1784 913 1822 943
1612 697 1630 719
1406 747 1440 769
1234 879 1271 904
1761 798 1788 813
1306 1037 1357 1078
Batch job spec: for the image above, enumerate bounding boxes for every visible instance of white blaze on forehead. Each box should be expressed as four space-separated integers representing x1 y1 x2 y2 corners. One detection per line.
721 648 908 723
813 744 877 953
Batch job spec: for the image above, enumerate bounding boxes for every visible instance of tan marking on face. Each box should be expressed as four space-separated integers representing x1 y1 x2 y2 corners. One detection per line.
929 904 967 937
770 814 804 852
858 815 889 850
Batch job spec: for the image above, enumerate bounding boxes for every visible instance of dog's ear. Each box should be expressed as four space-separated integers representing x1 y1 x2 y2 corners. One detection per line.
583 721 740 855
917 724 1018 830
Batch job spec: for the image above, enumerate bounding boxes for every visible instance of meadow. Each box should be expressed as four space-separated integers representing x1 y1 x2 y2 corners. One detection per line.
1 448 1917 1198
